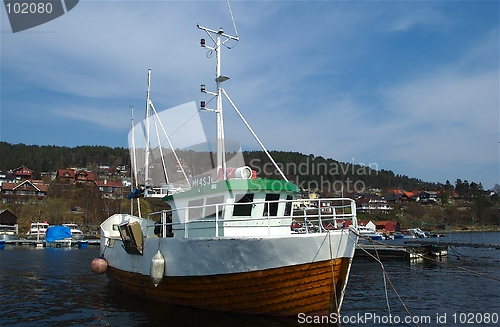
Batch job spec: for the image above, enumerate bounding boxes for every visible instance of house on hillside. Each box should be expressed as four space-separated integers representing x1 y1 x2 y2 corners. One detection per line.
357 219 376 231
355 196 392 214
416 191 439 203
386 190 416 204
0 170 15 186
95 180 127 199
1 180 48 204
375 221 400 232
56 169 95 186
13 166 33 181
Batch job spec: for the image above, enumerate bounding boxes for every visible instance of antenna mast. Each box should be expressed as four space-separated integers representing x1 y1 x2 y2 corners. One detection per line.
197 6 239 180
198 2 288 182
197 25 239 180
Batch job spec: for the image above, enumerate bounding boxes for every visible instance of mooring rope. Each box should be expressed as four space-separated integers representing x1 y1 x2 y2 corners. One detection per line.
328 230 339 315
362 236 500 282
351 231 419 327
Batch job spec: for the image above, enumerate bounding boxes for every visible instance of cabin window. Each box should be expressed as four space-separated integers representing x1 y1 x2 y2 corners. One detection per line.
263 194 280 216
285 195 293 216
205 195 224 219
232 193 254 216
188 199 204 220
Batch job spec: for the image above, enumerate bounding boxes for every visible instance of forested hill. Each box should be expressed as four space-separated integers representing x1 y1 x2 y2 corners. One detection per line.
0 142 130 175
1 141 432 193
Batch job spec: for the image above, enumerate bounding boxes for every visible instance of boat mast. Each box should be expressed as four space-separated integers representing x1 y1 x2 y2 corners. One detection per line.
198 2 287 182
198 24 238 180
144 69 151 192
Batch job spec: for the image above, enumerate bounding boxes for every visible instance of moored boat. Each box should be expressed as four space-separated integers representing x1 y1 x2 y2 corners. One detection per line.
0 224 18 241
96 8 359 317
63 223 85 240
45 225 73 248
26 222 49 240
357 226 383 241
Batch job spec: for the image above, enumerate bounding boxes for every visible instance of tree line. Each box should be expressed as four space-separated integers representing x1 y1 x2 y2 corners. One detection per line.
1 142 498 232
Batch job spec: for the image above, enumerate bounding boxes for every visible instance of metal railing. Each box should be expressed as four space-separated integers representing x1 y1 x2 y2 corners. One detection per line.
146 197 357 238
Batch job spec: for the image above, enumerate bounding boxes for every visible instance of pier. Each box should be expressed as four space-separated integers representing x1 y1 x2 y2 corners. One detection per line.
404 240 500 249
355 243 447 260
3 239 100 247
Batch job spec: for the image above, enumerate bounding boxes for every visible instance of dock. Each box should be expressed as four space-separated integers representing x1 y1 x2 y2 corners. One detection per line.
356 243 448 260
3 239 100 247
404 240 500 249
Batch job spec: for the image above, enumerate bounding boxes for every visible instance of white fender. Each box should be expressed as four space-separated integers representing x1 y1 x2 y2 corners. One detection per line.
150 250 165 287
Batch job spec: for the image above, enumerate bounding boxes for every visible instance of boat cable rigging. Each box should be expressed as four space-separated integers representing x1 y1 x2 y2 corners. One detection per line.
350 232 419 327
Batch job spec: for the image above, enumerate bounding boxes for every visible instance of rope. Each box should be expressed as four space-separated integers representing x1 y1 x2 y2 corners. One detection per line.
362 236 500 282
351 231 420 327
328 230 339 315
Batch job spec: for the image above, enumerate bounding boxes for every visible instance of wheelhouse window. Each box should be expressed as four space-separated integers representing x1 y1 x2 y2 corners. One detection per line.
263 193 280 216
285 195 293 216
205 195 224 219
188 199 204 220
232 193 254 216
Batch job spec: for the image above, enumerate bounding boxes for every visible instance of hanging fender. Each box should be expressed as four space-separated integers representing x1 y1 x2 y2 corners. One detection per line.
150 250 165 287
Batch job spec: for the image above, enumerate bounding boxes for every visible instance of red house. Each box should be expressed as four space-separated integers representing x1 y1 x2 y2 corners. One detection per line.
1 180 48 204
375 220 401 232
56 169 95 186
13 166 33 181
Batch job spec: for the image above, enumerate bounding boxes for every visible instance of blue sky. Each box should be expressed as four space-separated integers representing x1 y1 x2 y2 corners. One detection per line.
1 1 499 189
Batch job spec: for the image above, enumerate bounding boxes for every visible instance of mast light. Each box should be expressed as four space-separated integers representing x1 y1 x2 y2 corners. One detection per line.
200 84 206 92
200 101 206 108
200 38 206 47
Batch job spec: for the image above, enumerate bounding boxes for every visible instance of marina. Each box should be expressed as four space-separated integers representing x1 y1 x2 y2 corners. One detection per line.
0 231 498 327
405 239 500 249
3 239 100 247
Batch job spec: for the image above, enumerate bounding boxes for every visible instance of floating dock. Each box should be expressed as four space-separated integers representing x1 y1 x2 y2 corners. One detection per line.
3 239 100 247
356 243 448 260
404 240 500 249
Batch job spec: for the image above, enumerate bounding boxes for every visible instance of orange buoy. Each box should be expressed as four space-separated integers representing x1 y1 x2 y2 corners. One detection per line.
91 257 108 275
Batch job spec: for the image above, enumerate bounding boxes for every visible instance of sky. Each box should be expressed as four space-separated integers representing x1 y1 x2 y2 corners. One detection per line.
1 1 499 189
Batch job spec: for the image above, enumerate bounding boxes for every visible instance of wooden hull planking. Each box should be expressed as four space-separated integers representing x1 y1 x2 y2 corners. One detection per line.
106 257 352 316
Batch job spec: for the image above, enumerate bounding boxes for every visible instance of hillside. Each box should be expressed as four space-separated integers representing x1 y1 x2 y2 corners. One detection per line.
1 141 433 194
1 142 498 233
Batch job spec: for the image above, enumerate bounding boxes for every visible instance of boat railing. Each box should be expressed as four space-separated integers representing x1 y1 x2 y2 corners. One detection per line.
146 197 357 238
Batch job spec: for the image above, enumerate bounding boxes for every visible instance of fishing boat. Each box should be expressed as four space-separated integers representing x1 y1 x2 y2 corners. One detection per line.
95 9 358 317
26 222 49 240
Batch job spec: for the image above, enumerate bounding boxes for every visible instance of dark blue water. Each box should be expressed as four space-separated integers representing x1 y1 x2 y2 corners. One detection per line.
0 232 498 327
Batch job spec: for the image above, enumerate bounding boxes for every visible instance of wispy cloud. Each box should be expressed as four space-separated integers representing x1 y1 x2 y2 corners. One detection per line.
1 1 498 187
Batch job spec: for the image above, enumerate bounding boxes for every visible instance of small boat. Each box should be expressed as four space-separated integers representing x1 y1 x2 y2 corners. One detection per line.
390 232 405 239
45 225 73 248
26 222 49 240
357 226 383 240
63 223 85 240
96 10 359 317
0 224 18 241
402 228 427 239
